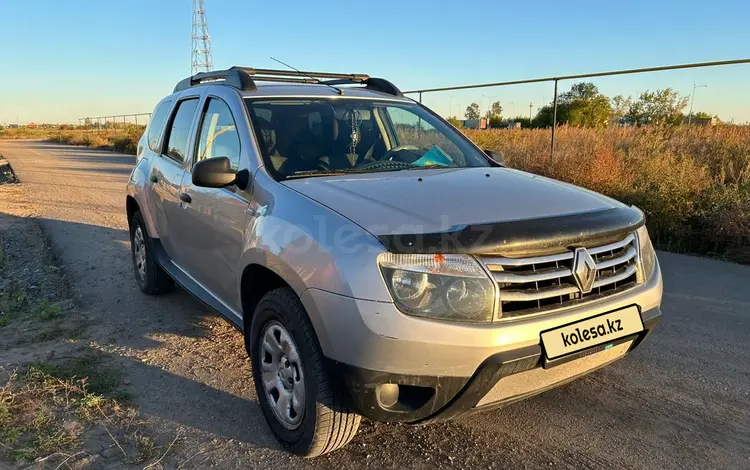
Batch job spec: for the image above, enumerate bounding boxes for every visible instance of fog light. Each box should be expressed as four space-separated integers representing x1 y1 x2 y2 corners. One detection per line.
376 383 400 408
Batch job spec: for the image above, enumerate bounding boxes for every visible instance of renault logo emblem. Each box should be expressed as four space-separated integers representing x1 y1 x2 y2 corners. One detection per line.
572 247 597 294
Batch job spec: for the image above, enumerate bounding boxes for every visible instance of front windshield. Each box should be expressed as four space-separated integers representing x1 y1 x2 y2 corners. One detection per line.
245 98 491 179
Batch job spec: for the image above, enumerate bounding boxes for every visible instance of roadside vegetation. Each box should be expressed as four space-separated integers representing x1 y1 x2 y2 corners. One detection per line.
0 164 174 468
466 125 750 263
46 127 142 155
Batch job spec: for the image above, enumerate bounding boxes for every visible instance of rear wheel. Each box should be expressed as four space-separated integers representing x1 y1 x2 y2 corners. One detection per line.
129 211 173 294
250 287 360 457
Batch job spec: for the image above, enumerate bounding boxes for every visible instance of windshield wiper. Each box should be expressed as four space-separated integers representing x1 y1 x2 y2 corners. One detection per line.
405 164 457 170
282 168 373 180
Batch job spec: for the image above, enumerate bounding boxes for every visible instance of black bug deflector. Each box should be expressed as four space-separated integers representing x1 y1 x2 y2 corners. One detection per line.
376 206 645 256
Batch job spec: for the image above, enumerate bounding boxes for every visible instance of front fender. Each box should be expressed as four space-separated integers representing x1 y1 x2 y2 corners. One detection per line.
238 170 391 303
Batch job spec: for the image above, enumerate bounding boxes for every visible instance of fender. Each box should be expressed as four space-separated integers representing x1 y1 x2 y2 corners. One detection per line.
126 155 159 238
236 169 391 303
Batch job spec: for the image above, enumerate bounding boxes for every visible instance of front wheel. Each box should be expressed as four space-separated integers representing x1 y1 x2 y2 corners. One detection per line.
250 287 361 457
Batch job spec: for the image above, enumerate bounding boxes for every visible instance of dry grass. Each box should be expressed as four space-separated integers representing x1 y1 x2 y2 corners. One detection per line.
465 125 750 262
46 127 143 155
0 360 128 463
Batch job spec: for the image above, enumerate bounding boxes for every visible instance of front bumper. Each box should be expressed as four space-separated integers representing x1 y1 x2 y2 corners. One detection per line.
331 307 660 423
300 261 662 423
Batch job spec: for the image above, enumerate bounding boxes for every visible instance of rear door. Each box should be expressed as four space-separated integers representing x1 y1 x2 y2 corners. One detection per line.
147 96 201 260
168 93 249 305
141 98 173 234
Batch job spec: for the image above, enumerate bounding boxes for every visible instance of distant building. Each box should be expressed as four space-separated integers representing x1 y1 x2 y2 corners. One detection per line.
460 119 480 129
688 116 719 126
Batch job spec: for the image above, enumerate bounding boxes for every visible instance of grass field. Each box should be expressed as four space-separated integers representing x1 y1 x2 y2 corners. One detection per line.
3 123 748 263
466 125 750 263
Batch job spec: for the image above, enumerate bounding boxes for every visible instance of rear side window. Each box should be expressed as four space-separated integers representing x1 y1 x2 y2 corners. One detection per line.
147 100 173 152
194 98 241 170
163 99 199 162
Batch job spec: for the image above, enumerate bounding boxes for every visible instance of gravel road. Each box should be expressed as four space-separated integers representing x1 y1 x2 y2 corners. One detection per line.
1 140 748 469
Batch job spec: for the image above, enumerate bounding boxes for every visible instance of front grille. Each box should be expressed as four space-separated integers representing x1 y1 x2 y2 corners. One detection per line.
480 233 640 318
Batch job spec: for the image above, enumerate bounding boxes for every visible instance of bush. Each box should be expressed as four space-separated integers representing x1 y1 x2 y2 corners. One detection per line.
45 128 143 155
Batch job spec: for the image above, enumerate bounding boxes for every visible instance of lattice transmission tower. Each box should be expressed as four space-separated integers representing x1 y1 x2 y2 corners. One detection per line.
191 0 213 75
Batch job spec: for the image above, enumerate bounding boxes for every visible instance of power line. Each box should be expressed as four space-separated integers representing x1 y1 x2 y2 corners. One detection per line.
191 0 213 75
403 58 750 95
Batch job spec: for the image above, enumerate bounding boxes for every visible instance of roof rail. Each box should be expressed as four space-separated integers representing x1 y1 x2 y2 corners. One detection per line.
173 67 403 96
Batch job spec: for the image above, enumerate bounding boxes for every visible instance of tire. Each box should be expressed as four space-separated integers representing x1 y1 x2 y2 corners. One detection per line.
250 287 361 457
129 211 173 294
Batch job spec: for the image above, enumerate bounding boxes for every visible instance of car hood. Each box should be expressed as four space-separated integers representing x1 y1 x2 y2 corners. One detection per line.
282 167 642 254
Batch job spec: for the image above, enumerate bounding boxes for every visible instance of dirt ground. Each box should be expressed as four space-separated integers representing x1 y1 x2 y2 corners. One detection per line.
0 141 748 469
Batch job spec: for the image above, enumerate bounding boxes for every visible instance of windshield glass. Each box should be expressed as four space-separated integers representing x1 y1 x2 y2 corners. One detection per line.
245 98 490 179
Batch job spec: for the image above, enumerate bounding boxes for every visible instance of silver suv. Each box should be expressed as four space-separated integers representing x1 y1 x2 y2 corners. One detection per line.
126 67 662 457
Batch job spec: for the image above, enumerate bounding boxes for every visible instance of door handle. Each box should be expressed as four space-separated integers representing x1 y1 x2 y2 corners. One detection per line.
149 174 158 183
179 192 192 204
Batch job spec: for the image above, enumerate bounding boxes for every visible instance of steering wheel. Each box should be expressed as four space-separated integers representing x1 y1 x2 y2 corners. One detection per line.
383 145 421 161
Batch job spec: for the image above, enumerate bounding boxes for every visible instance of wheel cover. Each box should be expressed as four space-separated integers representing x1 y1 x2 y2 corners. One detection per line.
259 321 305 430
133 226 147 281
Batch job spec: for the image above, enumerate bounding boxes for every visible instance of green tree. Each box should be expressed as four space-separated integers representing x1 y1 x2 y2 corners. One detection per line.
490 101 503 118
465 103 480 120
611 95 632 118
692 111 714 120
447 116 462 128
627 88 689 126
488 116 504 128
532 82 612 128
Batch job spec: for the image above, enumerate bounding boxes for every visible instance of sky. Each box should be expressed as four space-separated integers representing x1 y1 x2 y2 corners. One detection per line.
0 0 748 124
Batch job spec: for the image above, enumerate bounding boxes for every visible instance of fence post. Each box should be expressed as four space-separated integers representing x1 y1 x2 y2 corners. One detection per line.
419 91 422 103
550 79 559 161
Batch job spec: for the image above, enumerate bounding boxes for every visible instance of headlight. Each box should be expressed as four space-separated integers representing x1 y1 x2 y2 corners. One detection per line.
635 225 656 282
378 253 496 323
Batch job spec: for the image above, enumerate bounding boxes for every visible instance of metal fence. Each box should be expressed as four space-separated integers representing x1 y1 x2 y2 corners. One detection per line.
81 58 749 155
77 113 151 130
403 58 750 159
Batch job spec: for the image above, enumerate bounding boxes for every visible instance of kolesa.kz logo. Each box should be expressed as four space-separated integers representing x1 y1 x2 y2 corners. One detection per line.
561 318 624 347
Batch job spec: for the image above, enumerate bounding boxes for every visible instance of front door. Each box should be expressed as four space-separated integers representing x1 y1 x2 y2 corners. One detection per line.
169 96 249 307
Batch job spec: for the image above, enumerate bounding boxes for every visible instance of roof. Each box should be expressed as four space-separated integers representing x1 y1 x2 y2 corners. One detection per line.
237 83 412 101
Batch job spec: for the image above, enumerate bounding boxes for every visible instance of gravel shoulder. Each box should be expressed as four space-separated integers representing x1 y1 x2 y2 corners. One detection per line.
0 140 748 469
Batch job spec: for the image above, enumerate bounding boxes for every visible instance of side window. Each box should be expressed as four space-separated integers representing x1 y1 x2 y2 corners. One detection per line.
147 100 173 152
194 98 241 170
164 98 200 163
385 107 464 164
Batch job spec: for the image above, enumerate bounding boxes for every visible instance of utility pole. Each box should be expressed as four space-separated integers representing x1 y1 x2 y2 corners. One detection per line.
687 84 707 125
191 0 213 75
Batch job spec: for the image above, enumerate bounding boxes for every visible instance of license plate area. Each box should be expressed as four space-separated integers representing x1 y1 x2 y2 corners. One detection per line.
541 306 644 362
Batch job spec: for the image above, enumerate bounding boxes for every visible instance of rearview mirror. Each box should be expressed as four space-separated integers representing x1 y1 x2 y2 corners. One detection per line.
192 156 237 188
484 149 505 167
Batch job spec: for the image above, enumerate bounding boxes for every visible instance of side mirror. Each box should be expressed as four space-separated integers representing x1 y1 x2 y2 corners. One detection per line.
484 149 505 167
192 156 237 188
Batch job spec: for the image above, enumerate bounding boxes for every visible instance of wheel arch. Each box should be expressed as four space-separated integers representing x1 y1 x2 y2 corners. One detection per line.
126 195 139 228
240 264 292 332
